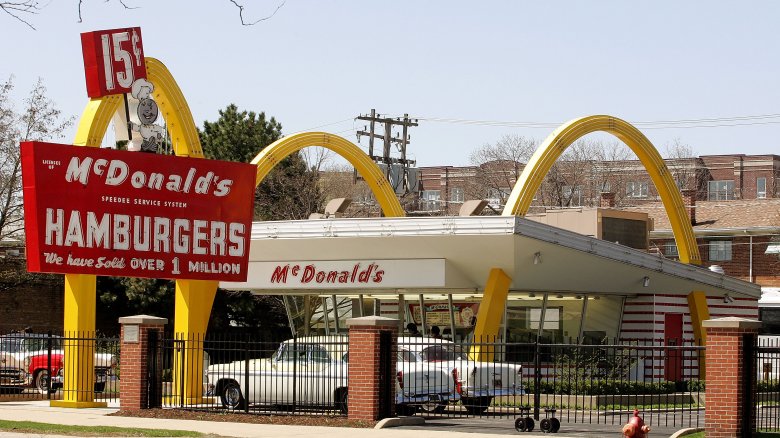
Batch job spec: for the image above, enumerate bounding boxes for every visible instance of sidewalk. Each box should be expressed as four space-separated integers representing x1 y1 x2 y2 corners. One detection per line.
0 401 583 438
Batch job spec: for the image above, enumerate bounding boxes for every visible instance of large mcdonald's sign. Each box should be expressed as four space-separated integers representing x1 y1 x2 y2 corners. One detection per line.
21 141 256 281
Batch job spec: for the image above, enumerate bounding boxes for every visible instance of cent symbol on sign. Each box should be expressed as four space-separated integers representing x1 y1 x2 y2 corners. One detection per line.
81 27 147 98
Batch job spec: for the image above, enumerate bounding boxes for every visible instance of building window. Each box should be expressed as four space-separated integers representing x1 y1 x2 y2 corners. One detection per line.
709 240 732 261
626 181 648 198
664 242 679 257
421 190 441 211
757 177 767 199
450 187 464 203
487 188 509 208
708 180 735 200
562 185 583 206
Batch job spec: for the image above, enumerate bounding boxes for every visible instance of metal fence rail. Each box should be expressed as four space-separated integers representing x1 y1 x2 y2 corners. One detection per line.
157 333 349 416
0 331 119 403
754 336 780 432
396 336 704 431
150 332 704 430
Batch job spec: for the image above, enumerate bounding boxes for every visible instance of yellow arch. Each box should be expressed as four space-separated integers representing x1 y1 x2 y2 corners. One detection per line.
472 115 709 357
59 57 215 408
502 115 701 265
251 132 405 217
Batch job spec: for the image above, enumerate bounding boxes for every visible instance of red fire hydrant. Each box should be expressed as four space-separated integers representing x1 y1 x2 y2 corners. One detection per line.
622 409 651 437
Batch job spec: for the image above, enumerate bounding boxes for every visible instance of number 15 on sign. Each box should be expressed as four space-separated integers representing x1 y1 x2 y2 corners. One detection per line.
81 27 147 98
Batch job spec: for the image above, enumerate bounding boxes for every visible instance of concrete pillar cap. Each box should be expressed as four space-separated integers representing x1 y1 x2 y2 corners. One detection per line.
702 317 762 330
346 316 398 327
118 315 168 325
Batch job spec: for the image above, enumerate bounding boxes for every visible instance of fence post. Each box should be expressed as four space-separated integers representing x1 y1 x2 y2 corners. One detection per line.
703 317 761 438
346 316 398 421
534 337 541 421
118 315 168 411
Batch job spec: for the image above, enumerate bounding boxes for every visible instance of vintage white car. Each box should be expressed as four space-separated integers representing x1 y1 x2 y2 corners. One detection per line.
398 337 524 414
205 335 456 415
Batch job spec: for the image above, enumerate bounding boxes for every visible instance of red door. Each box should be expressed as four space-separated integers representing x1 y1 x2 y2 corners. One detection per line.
664 313 684 381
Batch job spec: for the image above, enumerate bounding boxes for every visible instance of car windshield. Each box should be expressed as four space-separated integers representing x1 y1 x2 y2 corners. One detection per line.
22 337 62 352
0 337 21 353
274 343 334 363
420 344 469 361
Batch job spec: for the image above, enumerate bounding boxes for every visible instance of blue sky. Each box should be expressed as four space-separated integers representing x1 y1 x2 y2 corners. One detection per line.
2 1 780 166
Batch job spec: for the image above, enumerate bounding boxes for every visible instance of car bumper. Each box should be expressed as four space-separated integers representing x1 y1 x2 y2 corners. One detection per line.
1 369 27 387
396 392 460 405
462 387 526 397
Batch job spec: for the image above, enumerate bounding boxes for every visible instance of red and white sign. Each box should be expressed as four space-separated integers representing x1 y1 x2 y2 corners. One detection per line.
21 141 256 281
221 259 447 290
81 27 146 98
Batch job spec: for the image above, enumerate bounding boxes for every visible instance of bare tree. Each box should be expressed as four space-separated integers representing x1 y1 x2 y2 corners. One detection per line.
0 1 39 29
663 138 707 198
0 77 73 240
468 135 536 209
2 0 285 29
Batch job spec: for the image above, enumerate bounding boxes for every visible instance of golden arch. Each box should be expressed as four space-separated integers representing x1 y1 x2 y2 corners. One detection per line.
472 115 710 357
502 115 701 265
61 57 215 408
250 132 405 217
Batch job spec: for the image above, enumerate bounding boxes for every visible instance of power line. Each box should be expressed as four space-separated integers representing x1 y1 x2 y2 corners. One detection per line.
401 113 780 130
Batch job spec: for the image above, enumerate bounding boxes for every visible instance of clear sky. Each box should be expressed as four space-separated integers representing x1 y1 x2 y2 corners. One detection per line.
2 1 780 166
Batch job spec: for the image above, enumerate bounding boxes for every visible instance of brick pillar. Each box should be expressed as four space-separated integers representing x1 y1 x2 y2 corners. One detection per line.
703 317 761 438
681 189 696 225
347 316 398 421
118 315 167 411
599 191 616 208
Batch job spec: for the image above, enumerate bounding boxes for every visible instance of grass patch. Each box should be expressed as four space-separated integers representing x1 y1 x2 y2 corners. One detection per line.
0 419 205 437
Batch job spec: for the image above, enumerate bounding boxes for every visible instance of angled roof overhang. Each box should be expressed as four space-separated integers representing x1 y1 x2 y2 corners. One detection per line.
221 216 761 299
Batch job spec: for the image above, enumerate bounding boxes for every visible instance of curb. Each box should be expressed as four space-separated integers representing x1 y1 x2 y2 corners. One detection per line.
668 427 703 438
374 416 426 429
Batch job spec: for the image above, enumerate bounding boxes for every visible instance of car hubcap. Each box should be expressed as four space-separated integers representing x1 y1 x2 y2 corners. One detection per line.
226 386 240 407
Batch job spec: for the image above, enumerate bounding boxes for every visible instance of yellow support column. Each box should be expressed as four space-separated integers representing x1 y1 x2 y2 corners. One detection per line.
687 291 710 379
470 268 512 362
50 274 105 408
169 279 218 404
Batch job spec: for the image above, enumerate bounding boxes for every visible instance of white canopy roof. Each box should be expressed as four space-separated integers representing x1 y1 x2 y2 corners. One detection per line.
221 216 760 299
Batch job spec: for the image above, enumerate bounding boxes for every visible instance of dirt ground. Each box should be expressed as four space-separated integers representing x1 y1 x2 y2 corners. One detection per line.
109 408 377 429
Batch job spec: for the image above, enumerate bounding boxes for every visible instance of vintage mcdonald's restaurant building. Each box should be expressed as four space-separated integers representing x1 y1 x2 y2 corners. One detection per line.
18 26 760 408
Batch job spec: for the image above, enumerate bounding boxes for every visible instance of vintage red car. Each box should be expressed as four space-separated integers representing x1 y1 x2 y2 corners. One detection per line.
25 351 115 394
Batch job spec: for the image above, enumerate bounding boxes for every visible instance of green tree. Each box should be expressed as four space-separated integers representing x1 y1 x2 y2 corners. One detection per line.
200 103 323 220
198 104 323 334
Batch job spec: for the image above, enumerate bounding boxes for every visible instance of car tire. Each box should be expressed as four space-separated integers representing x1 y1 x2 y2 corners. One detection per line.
335 388 348 415
396 404 419 416
94 382 106 393
34 370 55 395
419 400 447 414
461 396 492 415
219 381 245 410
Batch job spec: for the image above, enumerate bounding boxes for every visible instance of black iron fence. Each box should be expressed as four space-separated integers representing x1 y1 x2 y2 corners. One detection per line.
156 333 349 415
398 336 703 431
0 331 120 403
753 335 780 432
151 332 704 429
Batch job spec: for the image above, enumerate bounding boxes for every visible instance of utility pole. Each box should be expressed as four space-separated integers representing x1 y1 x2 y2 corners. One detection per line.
356 109 418 193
